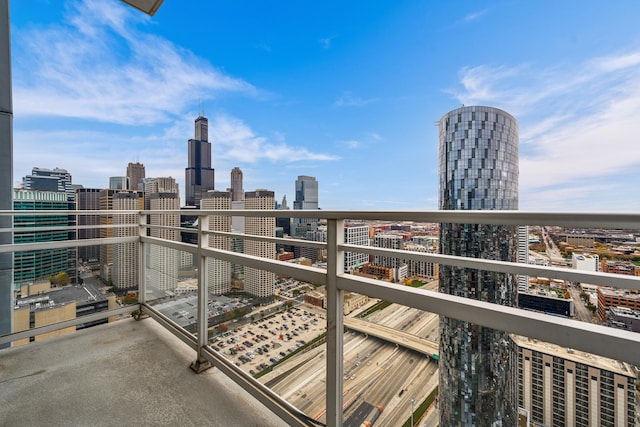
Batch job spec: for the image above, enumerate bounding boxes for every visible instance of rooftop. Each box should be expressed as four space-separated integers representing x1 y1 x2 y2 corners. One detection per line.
513 335 636 377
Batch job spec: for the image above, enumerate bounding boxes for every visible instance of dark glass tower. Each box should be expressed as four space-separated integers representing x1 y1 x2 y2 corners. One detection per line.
438 106 519 425
185 116 215 207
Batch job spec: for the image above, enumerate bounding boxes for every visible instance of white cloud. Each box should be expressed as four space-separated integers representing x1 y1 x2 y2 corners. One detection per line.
11 0 339 197
461 9 489 23
370 132 384 141
449 49 640 210
13 0 255 125
335 91 378 107
319 36 335 49
341 140 360 149
210 115 339 163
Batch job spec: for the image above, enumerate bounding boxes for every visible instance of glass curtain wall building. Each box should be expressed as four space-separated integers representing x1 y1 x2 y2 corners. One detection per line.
185 116 215 208
438 106 519 425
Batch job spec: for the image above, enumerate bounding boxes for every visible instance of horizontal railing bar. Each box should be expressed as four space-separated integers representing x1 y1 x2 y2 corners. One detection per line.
337 274 640 366
0 305 136 346
202 229 327 249
150 210 640 228
0 210 143 216
1 209 639 229
340 244 640 291
198 246 327 285
142 304 319 427
0 236 138 254
141 236 198 254
3 223 138 234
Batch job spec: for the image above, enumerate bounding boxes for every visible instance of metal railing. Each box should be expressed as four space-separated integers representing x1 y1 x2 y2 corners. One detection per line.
1 209 639 426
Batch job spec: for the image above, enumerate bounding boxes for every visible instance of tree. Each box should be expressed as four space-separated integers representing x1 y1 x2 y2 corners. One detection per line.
49 271 70 286
216 323 228 333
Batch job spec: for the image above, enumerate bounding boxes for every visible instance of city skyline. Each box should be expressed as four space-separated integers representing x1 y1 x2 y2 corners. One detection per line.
9 0 640 211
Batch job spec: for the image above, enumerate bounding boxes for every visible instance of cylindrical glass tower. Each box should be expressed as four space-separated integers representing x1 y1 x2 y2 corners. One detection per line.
438 106 519 425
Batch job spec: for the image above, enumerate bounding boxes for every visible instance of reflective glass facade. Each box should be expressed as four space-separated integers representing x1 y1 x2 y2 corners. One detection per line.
438 106 519 425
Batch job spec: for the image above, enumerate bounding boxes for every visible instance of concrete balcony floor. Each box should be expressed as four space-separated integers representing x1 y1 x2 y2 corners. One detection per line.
0 317 289 427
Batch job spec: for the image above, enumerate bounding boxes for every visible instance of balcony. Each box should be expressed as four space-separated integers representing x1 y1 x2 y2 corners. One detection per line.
1 209 639 426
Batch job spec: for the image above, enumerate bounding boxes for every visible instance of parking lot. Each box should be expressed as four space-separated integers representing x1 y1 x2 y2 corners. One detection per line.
210 305 326 376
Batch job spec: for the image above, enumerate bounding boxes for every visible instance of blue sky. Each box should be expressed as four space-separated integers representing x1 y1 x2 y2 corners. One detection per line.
9 0 640 211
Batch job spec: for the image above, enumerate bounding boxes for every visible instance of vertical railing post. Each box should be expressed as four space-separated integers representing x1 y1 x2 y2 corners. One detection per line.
191 213 212 372
0 0 14 348
137 212 147 304
326 218 345 426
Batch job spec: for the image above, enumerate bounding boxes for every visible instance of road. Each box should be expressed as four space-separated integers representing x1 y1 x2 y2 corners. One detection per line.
541 227 566 264
261 303 440 425
567 285 597 323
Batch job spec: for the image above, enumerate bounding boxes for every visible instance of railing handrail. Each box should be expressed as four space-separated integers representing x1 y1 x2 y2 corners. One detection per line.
1 209 639 228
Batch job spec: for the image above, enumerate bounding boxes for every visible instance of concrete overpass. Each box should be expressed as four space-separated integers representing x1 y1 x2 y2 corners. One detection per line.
344 317 439 360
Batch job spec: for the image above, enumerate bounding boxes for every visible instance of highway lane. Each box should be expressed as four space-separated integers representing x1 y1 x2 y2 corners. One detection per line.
265 302 440 425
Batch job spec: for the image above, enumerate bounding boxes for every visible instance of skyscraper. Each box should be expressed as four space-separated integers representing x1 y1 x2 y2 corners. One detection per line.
201 191 231 294
23 167 76 281
13 189 73 285
76 188 101 263
24 167 74 203
293 175 318 211
112 192 142 289
244 190 275 299
293 175 319 236
109 176 127 190
143 176 179 210
185 116 215 207
146 177 180 291
438 106 519 425
126 162 145 191
230 167 243 202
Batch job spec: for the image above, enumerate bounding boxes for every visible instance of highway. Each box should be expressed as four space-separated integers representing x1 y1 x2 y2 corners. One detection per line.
344 317 439 357
261 303 440 425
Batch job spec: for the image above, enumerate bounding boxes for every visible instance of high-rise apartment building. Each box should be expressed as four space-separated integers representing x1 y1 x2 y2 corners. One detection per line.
143 176 179 210
344 223 370 272
244 190 275 298
148 187 180 292
372 234 404 269
76 188 101 263
201 191 231 294
100 190 143 282
126 162 145 191
112 192 141 289
438 106 519 425
518 225 530 293
404 244 439 279
185 116 215 207
230 167 244 202
99 189 117 276
515 336 636 426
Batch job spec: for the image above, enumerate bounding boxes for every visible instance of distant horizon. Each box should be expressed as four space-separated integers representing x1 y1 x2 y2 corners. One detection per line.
9 0 640 212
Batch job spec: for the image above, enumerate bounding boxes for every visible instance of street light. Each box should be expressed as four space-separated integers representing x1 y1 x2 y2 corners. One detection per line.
410 397 415 426
120 0 165 16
